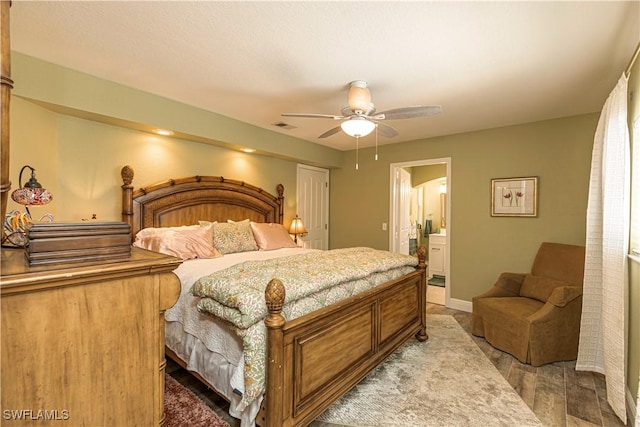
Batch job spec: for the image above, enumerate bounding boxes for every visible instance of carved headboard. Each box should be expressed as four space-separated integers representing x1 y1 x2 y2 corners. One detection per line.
120 165 284 239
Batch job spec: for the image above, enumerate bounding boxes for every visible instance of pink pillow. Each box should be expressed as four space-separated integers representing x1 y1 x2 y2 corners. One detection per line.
133 225 222 260
250 222 297 251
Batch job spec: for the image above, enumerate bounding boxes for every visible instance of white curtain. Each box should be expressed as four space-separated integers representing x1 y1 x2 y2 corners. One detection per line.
636 379 639 426
577 73 630 424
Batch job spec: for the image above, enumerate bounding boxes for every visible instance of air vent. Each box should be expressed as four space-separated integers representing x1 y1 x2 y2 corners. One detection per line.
272 121 297 130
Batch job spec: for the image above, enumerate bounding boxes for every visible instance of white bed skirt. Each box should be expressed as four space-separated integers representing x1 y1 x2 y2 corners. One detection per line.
165 320 263 427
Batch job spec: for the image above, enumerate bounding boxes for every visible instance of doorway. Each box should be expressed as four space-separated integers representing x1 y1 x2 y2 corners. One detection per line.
390 158 451 306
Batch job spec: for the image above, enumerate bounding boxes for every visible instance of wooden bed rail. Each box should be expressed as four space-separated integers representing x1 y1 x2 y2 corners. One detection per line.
262 247 428 426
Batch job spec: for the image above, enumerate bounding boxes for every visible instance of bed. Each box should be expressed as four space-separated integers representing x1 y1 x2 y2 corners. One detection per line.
119 165 428 427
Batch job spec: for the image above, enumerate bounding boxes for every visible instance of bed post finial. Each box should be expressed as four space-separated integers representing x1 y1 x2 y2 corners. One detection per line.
121 165 134 186
416 245 427 270
265 278 285 315
121 165 135 241
264 278 285 426
276 184 284 225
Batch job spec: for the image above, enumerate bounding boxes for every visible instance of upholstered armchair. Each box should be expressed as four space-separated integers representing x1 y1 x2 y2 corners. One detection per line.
471 242 586 366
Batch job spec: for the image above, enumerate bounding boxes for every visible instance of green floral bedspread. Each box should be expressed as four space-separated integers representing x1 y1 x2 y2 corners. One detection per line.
190 247 418 409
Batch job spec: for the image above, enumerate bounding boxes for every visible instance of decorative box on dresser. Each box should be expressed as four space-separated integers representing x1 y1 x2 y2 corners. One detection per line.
0 247 182 426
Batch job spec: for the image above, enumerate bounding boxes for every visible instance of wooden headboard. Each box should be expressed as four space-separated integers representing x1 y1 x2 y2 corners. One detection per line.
120 165 284 239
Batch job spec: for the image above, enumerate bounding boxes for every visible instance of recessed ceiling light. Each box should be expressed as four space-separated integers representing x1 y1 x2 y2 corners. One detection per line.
153 129 174 136
242 148 256 153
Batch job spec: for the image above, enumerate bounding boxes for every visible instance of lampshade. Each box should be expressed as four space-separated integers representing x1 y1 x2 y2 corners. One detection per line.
340 117 376 138
289 215 307 235
10 165 53 207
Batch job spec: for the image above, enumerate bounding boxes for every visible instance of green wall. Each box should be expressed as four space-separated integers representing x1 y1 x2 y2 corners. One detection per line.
12 53 342 169
9 97 304 226
411 163 447 187
331 114 598 304
8 53 343 227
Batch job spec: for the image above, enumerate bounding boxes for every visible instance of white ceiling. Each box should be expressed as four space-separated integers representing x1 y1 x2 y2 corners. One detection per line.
9 1 640 151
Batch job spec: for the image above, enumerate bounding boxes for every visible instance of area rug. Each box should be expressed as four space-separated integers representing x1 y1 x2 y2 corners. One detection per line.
316 314 543 427
165 373 230 427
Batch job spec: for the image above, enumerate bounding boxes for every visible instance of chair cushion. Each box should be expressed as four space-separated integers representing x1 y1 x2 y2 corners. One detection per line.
519 273 570 303
473 296 544 363
477 296 544 320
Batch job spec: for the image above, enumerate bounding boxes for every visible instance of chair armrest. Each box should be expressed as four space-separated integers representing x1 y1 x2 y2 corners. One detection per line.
528 290 582 324
475 272 525 299
547 286 582 308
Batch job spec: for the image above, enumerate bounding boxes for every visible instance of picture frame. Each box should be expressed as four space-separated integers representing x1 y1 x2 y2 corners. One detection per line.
491 176 538 217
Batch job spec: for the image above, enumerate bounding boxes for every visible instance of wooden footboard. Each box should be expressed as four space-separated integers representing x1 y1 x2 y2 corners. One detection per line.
260 246 427 427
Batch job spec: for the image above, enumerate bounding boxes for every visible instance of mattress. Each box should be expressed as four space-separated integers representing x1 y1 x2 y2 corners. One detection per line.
164 247 317 426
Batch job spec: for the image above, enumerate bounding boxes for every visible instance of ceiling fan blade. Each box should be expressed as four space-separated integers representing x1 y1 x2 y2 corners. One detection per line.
318 126 343 139
375 122 399 138
374 105 442 120
281 113 344 120
340 106 356 117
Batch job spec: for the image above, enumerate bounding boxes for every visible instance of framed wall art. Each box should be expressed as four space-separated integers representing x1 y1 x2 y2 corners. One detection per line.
491 176 538 217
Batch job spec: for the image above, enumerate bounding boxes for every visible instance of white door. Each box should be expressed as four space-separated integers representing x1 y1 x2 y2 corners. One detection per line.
398 168 411 254
297 164 329 249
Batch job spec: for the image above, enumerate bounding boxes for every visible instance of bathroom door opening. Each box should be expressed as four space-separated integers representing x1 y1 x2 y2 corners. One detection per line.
390 158 451 307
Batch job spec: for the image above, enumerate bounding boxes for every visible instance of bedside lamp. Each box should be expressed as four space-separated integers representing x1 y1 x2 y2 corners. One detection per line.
288 215 307 244
11 165 53 215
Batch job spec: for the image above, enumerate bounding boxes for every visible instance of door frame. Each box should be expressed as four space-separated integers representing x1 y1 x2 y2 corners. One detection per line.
389 157 451 306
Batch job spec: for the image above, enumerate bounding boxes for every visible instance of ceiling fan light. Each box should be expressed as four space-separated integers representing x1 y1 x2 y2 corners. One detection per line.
340 118 376 137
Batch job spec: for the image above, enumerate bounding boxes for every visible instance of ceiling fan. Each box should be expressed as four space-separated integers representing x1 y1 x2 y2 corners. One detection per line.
281 80 442 139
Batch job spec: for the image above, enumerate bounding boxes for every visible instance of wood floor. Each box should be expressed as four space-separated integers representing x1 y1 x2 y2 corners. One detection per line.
166 303 626 427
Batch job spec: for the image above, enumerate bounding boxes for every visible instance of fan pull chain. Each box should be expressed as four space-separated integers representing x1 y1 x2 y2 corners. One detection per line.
355 135 359 170
375 124 379 161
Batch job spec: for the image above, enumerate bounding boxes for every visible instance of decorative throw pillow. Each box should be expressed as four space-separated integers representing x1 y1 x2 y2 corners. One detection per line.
519 273 569 303
212 221 258 254
250 222 297 251
133 225 221 260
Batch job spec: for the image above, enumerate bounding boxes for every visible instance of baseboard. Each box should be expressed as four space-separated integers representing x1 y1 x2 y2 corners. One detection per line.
447 297 472 313
628 385 638 427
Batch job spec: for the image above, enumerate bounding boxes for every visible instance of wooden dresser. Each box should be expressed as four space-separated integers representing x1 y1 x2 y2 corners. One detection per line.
0 247 182 426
